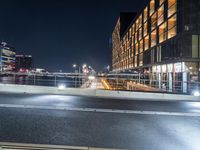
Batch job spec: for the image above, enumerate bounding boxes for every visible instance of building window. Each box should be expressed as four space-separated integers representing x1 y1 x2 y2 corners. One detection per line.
139 39 144 53
136 19 139 31
132 25 135 35
160 0 165 5
143 7 148 23
143 22 148 37
151 12 157 31
134 55 138 67
139 27 143 40
168 27 176 39
131 37 135 57
150 0 155 16
168 0 176 18
139 15 142 28
139 53 143 66
135 32 138 43
144 35 149 51
135 43 139 55
168 14 176 39
157 46 161 62
159 22 167 43
157 5 164 26
151 29 157 47
192 35 199 58
151 48 155 63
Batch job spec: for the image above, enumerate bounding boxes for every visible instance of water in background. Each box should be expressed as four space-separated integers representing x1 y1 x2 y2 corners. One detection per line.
0 75 82 88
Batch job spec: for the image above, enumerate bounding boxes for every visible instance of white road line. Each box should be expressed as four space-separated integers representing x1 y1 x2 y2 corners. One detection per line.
0 142 121 150
0 104 200 117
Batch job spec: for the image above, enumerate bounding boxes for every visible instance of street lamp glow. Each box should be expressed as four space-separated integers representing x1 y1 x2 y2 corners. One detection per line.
58 84 66 90
82 64 87 68
73 64 77 68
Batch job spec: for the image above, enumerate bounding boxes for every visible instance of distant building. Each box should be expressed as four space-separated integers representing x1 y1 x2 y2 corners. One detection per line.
0 42 16 72
15 55 32 72
112 0 200 93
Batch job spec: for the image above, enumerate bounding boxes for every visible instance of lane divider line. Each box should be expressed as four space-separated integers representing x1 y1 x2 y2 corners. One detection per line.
0 142 122 150
0 104 200 117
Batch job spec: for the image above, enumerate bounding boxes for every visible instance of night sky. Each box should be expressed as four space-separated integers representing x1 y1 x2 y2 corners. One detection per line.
0 0 148 72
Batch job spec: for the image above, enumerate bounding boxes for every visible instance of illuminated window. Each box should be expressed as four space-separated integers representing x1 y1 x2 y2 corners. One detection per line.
160 0 165 5
139 15 142 28
139 27 142 40
168 14 176 39
136 19 139 31
168 14 176 29
135 43 139 55
129 28 132 39
157 5 164 26
134 55 138 67
144 35 149 51
168 0 176 8
131 42 134 57
132 25 135 35
139 53 143 66
151 29 157 47
168 26 176 39
139 39 144 53
159 22 167 43
143 7 148 23
143 22 148 37
135 32 138 44
151 12 157 31
132 36 134 46
168 0 176 17
150 0 155 16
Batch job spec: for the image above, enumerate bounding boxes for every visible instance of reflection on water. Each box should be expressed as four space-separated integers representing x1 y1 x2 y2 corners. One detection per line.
0 75 82 88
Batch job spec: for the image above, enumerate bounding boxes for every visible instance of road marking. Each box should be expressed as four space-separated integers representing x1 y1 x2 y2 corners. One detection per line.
0 104 200 117
0 142 121 150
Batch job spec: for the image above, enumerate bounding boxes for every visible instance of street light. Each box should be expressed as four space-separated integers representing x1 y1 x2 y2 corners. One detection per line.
73 64 77 68
82 64 87 69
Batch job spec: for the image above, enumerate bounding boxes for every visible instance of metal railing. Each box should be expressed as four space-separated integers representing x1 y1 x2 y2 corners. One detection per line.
101 77 200 94
0 73 199 95
0 73 89 88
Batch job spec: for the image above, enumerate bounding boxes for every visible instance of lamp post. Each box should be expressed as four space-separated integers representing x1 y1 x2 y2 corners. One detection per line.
73 64 77 87
73 64 84 87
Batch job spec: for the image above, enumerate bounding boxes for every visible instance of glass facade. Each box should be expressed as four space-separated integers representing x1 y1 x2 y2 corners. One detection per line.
112 0 200 87
112 0 178 71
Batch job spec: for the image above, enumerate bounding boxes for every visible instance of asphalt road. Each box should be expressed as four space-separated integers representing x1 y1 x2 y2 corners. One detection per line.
0 93 199 113
0 93 200 149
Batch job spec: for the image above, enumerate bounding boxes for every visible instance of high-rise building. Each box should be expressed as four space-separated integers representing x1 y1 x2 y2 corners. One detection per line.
15 55 32 72
0 42 16 72
112 0 200 93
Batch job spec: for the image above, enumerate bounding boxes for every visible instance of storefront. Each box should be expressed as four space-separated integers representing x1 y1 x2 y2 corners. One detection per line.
149 62 200 93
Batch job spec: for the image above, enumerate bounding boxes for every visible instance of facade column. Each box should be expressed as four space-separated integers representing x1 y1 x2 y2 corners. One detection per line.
182 62 188 93
198 62 200 82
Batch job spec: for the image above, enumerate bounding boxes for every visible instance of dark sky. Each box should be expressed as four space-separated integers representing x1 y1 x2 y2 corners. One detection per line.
0 0 148 72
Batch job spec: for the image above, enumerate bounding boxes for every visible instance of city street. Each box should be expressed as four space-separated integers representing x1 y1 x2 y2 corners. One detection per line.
0 93 200 149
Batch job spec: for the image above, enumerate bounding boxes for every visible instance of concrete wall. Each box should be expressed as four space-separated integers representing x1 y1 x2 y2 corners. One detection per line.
0 83 199 101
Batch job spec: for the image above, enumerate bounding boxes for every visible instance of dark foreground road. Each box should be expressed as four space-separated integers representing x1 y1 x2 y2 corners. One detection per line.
0 93 200 150
0 93 200 113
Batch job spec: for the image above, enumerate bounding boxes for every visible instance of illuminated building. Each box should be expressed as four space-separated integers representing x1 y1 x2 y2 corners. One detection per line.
15 55 33 72
0 42 16 72
112 0 200 93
